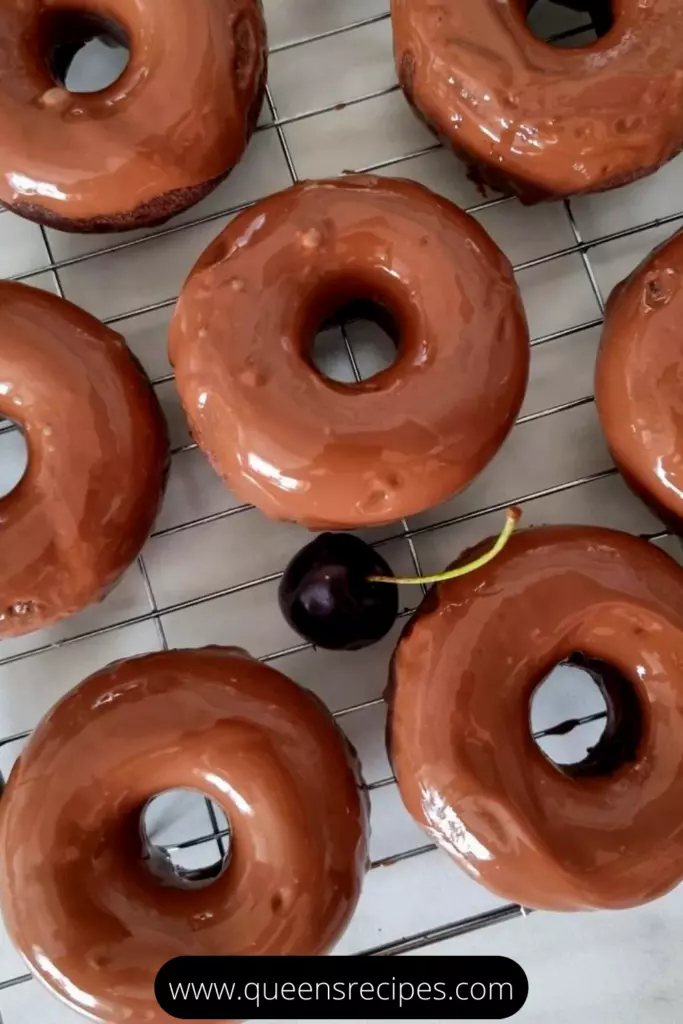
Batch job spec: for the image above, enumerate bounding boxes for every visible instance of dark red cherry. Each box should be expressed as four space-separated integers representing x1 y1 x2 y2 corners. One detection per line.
278 533 399 651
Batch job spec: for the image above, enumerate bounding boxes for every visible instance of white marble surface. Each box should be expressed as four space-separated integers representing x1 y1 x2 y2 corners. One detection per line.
1 1 683 1021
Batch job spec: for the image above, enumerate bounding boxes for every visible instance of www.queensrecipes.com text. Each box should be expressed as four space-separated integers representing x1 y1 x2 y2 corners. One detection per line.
167 977 516 1010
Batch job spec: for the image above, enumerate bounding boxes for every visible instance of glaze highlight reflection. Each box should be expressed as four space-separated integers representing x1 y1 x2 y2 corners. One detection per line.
0 281 168 639
597 228 683 530
170 175 530 530
389 525 683 910
0 648 368 1023
0 0 267 230
391 0 683 200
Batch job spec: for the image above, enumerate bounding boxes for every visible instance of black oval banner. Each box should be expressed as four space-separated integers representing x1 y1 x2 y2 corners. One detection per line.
155 954 529 1019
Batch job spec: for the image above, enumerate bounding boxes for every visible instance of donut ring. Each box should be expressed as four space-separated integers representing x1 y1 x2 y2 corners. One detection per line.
0 281 168 638
389 525 683 910
596 228 683 529
391 0 683 201
170 175 529 530
0 648 368 1022
0 0 266 231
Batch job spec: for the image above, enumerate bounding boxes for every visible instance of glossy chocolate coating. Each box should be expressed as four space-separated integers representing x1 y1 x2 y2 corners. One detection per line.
596 228 683 531
0 647 368 1023
392 0 683 201
0 0 266 231
389 525 683 910
170 176 529 530
0 281 168 638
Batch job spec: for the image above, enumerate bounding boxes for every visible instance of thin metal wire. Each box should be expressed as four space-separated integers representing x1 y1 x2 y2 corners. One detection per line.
363 904 530 957
564 200 606 314
514 207 683 276
269 10 392 54
351 141 442 175
0 975 31 992
0 5 680 985
268 83 401 131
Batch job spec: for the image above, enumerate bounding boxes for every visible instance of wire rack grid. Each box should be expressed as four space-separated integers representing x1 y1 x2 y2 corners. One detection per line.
1 1 683 1019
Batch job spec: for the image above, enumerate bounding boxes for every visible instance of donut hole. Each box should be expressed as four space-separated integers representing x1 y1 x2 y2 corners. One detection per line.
38 10 131 93
140 789 231 889
0 422 29 499
311 297 401 384
530 653 642 777
525 0 614 46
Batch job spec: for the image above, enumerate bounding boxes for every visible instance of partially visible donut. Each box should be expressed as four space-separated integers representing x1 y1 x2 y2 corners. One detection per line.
596 228 683 530
0 0 267 231
0 647 368 1023
170 175 530 530
389 525 683 910
391 0 683 201
0 281 168 637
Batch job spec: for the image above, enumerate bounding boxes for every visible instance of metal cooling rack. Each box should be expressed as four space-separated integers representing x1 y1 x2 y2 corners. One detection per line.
0 0 681 1004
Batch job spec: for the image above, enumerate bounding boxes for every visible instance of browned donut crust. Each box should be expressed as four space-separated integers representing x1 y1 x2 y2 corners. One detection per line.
0 281 169 637
596 228 683 532
0 647 368 1023
170 175 530 530
392 0 683 201
389 525 683 911
0 0 267 231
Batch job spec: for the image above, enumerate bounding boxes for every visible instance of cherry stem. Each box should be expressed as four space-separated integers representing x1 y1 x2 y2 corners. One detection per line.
368 506 522 586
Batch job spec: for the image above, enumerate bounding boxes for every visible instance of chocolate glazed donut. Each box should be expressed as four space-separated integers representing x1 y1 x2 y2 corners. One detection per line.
0 0 267 231
388 525 683 910
0 648 368 1023
392 0 683 201
596 228 683 532
0 281 168 638
170 175 529 530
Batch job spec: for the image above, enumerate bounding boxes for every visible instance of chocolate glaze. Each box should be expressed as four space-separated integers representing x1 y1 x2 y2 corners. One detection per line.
596 228 683 532
170 175 529 530
0 281 168 638
0 0 267 231
391 0 683 202
0 647 368 1023
388 525 683 910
